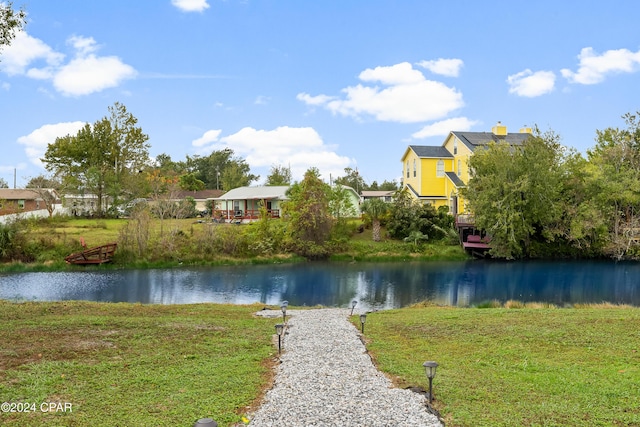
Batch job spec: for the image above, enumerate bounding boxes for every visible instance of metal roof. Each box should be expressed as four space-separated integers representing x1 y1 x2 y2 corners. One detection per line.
213 186 290 200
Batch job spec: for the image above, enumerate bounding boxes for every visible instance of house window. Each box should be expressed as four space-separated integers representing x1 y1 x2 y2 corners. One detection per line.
406 161 409 178
457 160 461 177
453 139 458 155
413 159 416 177
18 199 25 209
436 160 444 177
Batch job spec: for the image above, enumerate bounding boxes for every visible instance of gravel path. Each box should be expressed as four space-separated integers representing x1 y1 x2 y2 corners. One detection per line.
250 308 443 427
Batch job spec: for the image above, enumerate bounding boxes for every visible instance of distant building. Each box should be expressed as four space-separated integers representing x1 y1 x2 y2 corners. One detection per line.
400 122 532 215
212 186 290 221
170 189 225 213
361 190 394 203
0 188 60 216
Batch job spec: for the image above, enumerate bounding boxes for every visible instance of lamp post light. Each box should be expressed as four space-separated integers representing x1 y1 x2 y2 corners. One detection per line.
280 302 287 323
350 300 358 316
359 313 367 333
423 361 438 404
275 323 284 354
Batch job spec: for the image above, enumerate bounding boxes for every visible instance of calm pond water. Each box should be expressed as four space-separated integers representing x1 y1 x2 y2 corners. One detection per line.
1 260 639 310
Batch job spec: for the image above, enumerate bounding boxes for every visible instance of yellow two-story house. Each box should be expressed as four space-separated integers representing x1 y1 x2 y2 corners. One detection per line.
401 122 532 216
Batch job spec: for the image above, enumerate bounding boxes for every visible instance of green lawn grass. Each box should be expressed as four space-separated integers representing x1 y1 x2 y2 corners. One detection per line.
355 305 640 426
0 301 277 426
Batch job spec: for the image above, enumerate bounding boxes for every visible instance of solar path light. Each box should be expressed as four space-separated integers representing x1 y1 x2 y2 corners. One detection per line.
350 300 358 315
280 302 287 323
423 361 438 404
359 313 367 333
194 418 218 427
275 323 284 354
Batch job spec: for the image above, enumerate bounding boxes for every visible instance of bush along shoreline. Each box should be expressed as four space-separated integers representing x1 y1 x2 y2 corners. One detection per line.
0 215 469 273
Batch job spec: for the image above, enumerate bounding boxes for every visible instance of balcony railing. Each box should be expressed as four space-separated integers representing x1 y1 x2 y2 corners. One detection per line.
215 209 280 220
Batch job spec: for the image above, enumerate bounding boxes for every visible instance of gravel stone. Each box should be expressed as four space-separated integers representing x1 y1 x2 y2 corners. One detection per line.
250 308 443 427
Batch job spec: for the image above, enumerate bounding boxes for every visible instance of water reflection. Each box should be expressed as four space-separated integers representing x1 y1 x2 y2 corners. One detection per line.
1 260 639 309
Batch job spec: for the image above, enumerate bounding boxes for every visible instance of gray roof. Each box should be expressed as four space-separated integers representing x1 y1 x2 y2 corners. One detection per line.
174 189 224 200
409 145 454 158
0 188 57 200
445 172 465 188
214 186 290 200
451 131 531 152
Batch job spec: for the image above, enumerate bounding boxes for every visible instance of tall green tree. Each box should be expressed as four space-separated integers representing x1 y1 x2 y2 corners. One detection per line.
463 129 566 258
283 168 334 259
221 161 258 190
0 2 26 55
361 198 388 242
0 177 8 188
333 167 366 193
186 148 258 190
585 112 640 259
179 173 205 191
42 102 150 216
265 165 292 186
368 179 398 191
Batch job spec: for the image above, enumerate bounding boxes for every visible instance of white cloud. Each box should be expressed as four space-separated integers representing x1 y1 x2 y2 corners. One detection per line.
171 0 210 12
191 129 222 149
68 35 100 57
0 32 136 96
17 122 87 167
299 62 463 123
54 55 137 96
0 32 64 76
507 69 556 97
296 93 335 106
254 95 270 105
196 126 352 182
359 62 425 85
1 82 9 91
412 117 480 139
561 47 640 85
417 58 464 77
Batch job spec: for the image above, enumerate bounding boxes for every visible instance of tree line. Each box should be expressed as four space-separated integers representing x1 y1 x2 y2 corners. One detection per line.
35 102 398 218
464 111 640 260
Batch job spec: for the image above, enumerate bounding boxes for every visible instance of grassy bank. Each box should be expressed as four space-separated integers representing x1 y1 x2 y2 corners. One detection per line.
2 301 639 426
0 217 468 272
0 301 277 426
356 303 640 427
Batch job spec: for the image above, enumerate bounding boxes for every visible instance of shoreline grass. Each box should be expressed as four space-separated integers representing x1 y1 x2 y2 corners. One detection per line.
0 216 469 273
355 304 640 427
2 301 639 426
0 301 278 426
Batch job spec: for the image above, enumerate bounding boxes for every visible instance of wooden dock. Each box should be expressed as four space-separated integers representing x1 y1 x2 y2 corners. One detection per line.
65 243 117 265
455 215 491 257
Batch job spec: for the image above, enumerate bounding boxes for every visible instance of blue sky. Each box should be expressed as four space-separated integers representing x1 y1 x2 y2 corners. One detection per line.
1 0 640 188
